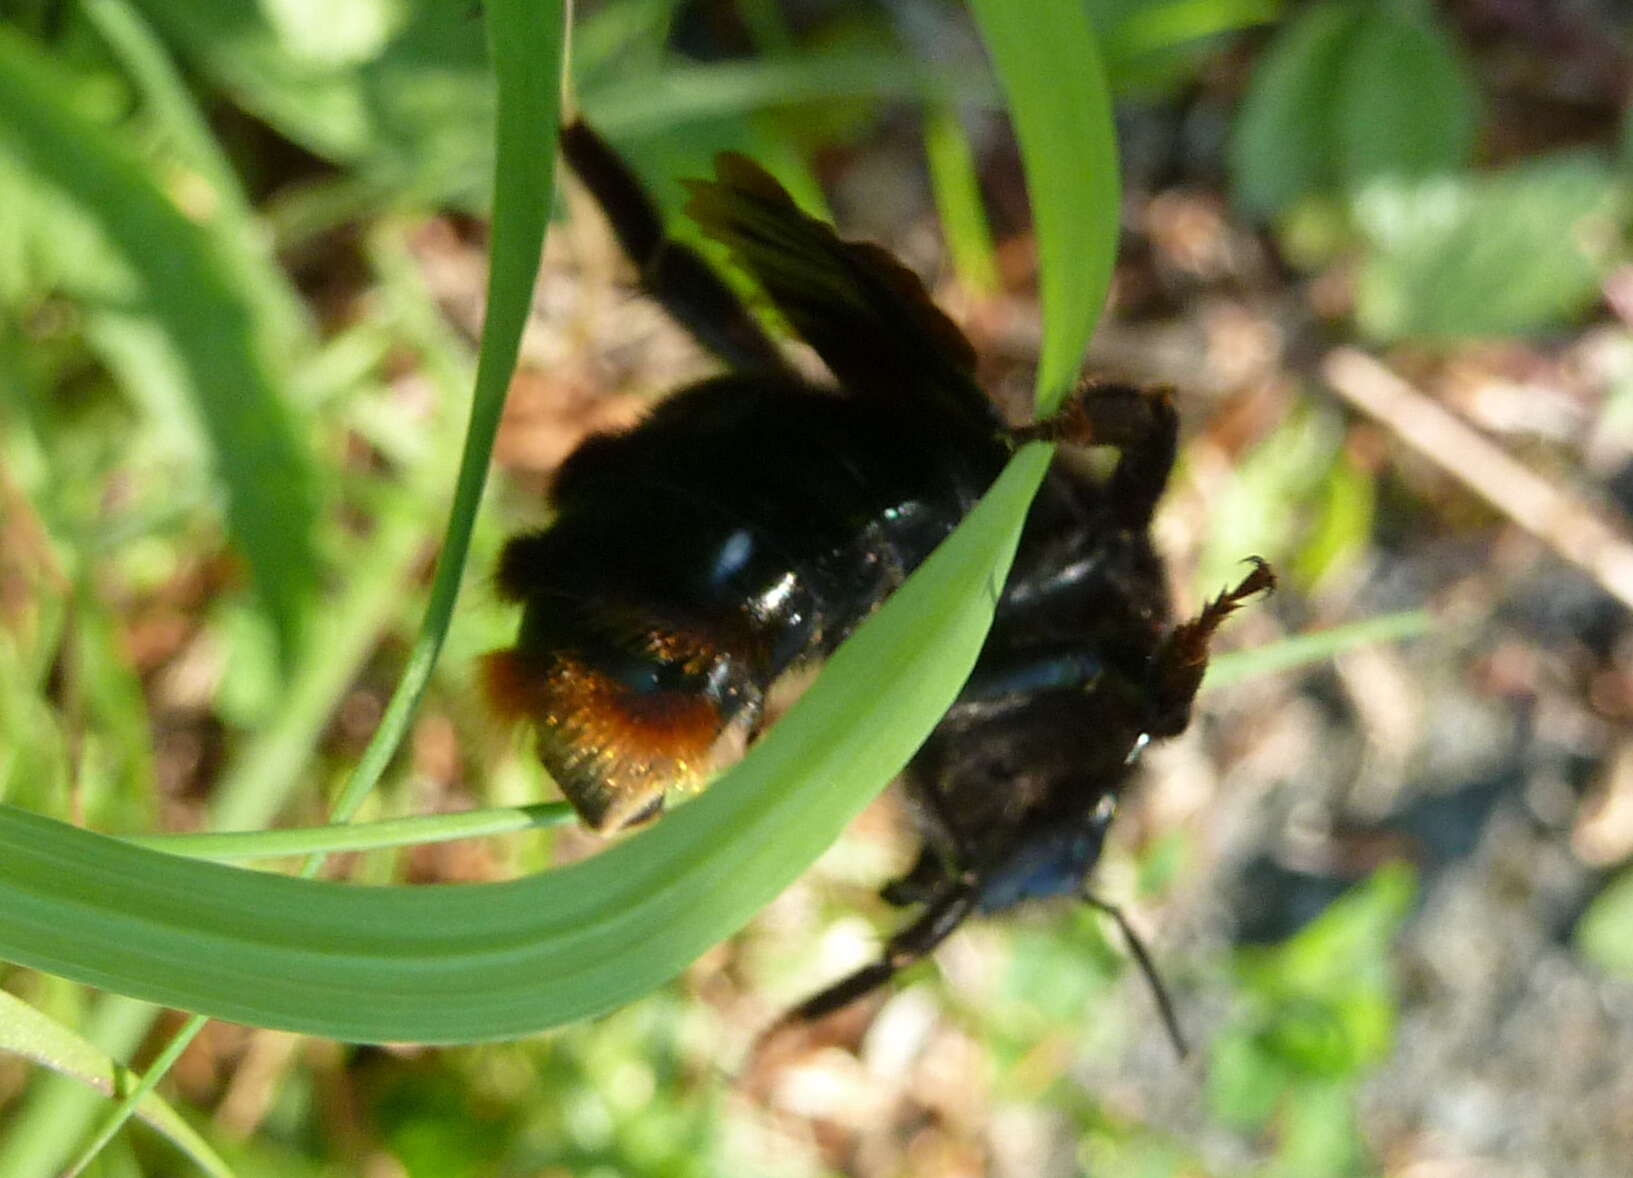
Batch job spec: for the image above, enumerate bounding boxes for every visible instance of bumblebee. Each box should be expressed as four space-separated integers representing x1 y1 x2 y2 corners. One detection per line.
484 122 1271 1038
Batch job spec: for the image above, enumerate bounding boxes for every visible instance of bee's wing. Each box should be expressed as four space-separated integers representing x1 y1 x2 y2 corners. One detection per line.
683 154 997 426
562 122 792 375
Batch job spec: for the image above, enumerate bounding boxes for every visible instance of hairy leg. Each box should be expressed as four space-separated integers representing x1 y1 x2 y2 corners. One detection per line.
1146 557 1276 738
1010 382 1179 529
759 880 978 1039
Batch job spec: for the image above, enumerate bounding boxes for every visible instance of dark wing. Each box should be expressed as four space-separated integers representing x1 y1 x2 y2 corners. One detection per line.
561 121 792 375
683 153 997 428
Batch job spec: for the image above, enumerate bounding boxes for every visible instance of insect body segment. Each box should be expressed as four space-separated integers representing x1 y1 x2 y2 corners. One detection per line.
488 135 1013 831
487 372 1003 830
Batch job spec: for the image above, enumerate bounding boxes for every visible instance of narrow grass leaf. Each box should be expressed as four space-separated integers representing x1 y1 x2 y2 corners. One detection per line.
128 802 577 861
82 0 311 352
0 445 1051 1043
0 991 234 1178
0 995 157 1178
1204 609 1431 691
0 29 319 666
968 0 1119 408
924 103 1000 294
303 0 565 856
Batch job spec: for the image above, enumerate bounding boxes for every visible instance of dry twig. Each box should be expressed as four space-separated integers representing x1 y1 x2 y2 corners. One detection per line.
1323 347 1633 613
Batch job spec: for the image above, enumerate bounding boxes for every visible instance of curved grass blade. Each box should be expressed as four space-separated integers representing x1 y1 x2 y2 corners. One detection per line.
0 444 1052 1043
0 1 1117 1048
302 0 565 863
968 0 1120 409
0 28 319 668
40 0 564 1166
0 991 234 1178
0 995 160 1178
127 802 577 861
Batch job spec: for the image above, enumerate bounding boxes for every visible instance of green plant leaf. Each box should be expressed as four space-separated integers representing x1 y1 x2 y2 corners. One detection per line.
970 0 1120 408
0 990 234 1178
1229 1 1362 217
1353 151 1628 341
301 0 563 842
0 27 319 667
0 0 1120 1051
923 102 999 294
1335 4 1476 191
127 802 576 861
0 443 1051 1043
1203 609 1430 692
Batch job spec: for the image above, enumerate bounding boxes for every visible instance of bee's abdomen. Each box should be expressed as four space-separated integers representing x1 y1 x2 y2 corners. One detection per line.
489 375 1005 830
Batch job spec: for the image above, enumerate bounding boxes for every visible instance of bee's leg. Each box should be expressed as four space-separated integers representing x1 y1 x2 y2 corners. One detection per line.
879 846 946 907
886 762 984 907
1080 892 1189 1060
1010 382 1178 529
762 880 979 1035
1146 557 1276 737
560 121 791 374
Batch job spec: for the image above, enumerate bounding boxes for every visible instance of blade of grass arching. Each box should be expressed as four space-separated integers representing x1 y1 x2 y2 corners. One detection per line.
127 802 576 861
968 0 1119 410
0 0 1120 1046
39 5 564 1161
924 102 1000 295
1204 609 1433 692
298 0 565 863
0 29 318 668
0 443 1052 1042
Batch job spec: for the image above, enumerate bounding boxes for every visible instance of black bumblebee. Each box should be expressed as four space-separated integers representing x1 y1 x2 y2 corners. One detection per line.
484 122 1272 1043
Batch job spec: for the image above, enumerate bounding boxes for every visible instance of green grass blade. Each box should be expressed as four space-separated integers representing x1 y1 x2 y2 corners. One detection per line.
0 28 319 667
0 444 1052 1043
302 0 565 863
0 0 1122 1053
968 0 1120 409
0 992 232 1178
924 103 1000 294
1204 609 1433 691
0 995 157 1178
128 802 577 861
61 1012 210 1178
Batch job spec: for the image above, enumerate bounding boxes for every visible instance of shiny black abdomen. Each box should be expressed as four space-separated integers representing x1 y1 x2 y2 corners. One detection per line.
497 373 1008 717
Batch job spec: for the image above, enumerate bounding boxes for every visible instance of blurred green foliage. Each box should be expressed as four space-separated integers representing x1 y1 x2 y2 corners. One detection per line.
1230 0 1476 217
1209 865 1412 1177
1578 865 1633 980
1231 0 1631 341
1352 152 1629 341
